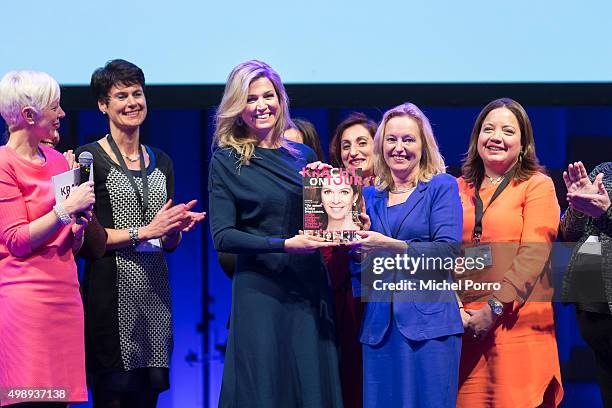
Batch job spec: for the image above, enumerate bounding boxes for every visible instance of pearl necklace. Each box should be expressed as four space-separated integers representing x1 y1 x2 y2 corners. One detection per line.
390 186 416 194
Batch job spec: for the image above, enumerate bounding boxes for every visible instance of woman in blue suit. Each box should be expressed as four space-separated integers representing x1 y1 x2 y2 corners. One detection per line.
352 102 464 408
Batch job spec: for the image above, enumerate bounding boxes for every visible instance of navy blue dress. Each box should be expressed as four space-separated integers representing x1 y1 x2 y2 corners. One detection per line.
208 144 343 408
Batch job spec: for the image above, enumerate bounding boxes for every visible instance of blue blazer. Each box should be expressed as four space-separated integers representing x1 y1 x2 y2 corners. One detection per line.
359 173 464 345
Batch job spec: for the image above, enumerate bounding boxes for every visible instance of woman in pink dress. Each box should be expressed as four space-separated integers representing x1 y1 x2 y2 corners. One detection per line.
0 70 95 407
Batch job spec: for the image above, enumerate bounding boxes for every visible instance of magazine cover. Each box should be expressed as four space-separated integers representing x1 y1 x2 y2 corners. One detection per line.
303 167 364 242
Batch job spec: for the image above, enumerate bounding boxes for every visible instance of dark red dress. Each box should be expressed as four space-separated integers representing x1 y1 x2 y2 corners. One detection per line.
322 246 364 408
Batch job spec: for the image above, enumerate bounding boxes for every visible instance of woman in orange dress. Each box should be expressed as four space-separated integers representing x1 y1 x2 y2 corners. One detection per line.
456 98 563 407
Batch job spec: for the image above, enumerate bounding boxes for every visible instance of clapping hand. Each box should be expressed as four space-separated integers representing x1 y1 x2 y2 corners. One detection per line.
567 173 611 218
182 209 207 232
141 199 202 239
64 150 78 169
563 161 597 195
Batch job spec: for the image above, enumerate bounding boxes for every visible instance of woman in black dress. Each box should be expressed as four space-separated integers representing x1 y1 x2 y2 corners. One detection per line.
209 60 343 407
76 59 204 408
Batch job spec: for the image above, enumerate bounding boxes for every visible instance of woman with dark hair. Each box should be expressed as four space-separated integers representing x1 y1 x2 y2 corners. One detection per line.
329 112 377 184
284 117 325 161
559 160 612 406
321 112 377 408
456 98 563 407
76 59 204 408
209 59 342 407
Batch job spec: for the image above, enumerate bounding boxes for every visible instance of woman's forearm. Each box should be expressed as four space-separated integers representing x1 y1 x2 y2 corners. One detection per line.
28 210 67 252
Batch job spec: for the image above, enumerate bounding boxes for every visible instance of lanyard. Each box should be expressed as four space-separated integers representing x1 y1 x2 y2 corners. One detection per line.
473 175 512 243
106 134 148 221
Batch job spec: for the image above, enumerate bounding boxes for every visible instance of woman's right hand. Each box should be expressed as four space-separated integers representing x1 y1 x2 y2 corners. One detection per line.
563 161 597 194
63 181 95 215
284 234 337 254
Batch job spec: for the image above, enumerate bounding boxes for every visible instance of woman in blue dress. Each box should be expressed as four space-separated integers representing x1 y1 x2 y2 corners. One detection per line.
352 102 464 408
208 60 343 408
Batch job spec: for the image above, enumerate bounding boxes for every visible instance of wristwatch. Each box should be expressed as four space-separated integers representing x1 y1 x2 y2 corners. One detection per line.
488 298 504 317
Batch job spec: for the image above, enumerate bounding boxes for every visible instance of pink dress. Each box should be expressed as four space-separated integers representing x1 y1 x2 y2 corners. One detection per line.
0 145 87 406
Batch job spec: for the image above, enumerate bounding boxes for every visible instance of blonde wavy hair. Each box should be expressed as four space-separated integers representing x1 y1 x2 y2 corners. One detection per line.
373 102 446 191
213 60 296 165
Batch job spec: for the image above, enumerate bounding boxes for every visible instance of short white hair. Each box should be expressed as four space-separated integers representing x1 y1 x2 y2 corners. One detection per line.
0 70 60 128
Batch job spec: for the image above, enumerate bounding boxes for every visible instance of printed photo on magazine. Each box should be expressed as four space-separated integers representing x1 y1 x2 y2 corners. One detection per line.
303 167 364 243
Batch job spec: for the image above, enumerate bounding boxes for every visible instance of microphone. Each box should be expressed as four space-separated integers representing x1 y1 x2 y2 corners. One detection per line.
76 151 94 223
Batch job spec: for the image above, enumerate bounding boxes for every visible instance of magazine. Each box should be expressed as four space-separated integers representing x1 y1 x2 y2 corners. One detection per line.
303 167 364 243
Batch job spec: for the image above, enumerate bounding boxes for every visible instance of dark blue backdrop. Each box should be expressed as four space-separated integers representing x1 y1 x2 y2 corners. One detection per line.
3 102 611 407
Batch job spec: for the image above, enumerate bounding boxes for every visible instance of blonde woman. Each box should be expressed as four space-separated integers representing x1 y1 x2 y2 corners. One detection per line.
351 102 463 407
208 60 342 407
0 70 95 406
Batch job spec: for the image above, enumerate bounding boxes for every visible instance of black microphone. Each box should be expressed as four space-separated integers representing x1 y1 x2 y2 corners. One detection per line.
76 151 94 223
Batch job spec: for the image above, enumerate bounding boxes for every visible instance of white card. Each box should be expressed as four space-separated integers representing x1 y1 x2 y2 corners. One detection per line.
135 238 163 252
51 164 94 203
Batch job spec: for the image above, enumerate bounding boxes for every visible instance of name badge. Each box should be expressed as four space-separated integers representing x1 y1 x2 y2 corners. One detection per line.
136 238 163 253
464 245 493 268
578 235 602 256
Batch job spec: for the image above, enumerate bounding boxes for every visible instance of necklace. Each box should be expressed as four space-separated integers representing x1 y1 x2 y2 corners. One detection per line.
485 174 505 185
122 153 140 163
390 186 416 194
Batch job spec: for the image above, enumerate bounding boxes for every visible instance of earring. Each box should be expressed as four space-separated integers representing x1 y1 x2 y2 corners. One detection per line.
236 117 243 126
519 151 524 162
102 111 107 115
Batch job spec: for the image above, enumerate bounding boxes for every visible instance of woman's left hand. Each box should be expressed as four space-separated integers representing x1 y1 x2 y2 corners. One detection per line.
180 210 207 233
465 306 497 340
71 208 93 238
165 200 206 234
567 173 611 218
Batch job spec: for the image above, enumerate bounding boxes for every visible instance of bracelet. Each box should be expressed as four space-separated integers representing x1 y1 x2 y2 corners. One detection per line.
53 203 72 225
129 227 140 247
570 207 586 219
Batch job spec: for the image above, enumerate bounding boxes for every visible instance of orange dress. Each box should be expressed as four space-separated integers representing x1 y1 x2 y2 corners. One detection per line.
456 173 563 408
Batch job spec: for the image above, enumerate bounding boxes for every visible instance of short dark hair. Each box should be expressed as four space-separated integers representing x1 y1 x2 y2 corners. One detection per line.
90 59 145 103
329 112 377 168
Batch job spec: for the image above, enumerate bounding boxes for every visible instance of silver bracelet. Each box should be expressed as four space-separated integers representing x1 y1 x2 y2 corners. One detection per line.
53 203 72 225
129 227 140 247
